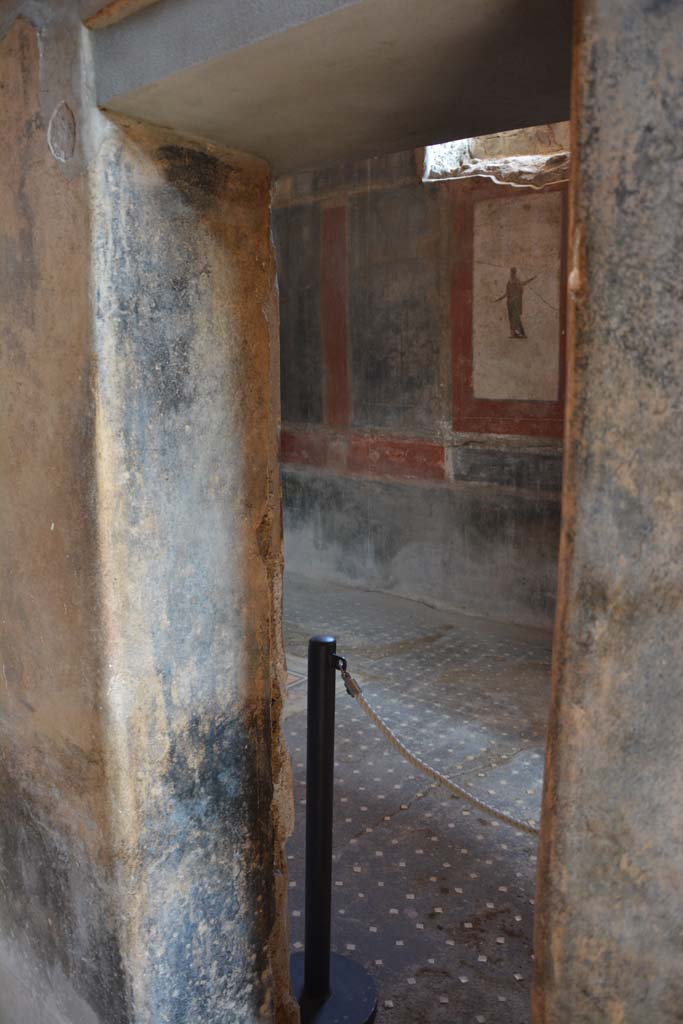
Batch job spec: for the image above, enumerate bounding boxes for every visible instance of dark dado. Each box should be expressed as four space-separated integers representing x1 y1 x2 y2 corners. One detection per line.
450 444 563 493
282 469 560 628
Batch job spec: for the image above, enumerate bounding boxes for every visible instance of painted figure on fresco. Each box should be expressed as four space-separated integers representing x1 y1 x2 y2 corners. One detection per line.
494 266 538 338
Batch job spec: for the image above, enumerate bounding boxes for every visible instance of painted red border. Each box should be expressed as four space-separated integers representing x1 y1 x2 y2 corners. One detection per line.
321 205 351 428
347 435 444 480
281 428 445 482
452 179 568 438
280 429 329 468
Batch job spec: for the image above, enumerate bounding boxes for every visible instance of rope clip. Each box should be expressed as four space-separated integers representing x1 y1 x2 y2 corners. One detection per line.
331 654 363 698
331 653 347 674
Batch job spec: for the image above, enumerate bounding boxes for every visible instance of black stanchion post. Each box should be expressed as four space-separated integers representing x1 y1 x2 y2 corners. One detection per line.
304 634 336 997
290 635 378 1024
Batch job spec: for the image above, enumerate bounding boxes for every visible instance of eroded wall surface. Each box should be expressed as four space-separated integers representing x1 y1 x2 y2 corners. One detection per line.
534 0 683 1019
0 14 127 1022
274 153 566 628
0 6 293 1023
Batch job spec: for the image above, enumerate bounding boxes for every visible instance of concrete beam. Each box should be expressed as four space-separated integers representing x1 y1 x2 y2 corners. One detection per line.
91 0 572 173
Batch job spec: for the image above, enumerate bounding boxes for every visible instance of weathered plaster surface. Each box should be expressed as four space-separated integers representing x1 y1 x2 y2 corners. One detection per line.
90 115 295 1024
0 13 128 1023
0 7 294 1023
283 467 561 628
534 1 683 1020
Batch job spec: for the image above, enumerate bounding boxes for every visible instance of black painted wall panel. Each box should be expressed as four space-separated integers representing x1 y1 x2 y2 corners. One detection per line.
450 445 563 492
348 185 448 432
272 204 323 424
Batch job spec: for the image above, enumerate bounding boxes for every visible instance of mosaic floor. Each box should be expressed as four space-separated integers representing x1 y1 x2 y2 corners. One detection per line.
282 574 553 1024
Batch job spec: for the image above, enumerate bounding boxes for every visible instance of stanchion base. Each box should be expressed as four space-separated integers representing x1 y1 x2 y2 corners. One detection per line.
290 952 378 1024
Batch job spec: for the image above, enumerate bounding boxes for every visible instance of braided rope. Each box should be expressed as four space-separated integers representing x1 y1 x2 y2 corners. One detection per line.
341 669 540 837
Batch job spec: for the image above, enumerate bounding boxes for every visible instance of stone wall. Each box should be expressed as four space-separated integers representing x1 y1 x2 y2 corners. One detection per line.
0 15 126 1022
274 149 567 628
534 0 683 1019
0 7 293 1023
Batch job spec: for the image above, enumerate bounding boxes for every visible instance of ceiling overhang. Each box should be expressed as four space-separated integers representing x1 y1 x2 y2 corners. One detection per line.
91 0 572 174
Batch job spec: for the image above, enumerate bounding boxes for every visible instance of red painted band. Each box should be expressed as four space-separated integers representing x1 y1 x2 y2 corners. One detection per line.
347 435 445 480
281 429 445 481
280 429 329 468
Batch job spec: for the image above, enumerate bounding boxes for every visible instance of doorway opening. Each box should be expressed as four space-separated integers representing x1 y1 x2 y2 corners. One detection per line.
273 123 569 1023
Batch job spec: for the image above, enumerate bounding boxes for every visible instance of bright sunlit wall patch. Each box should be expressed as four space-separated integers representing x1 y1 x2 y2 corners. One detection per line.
422 122 570 190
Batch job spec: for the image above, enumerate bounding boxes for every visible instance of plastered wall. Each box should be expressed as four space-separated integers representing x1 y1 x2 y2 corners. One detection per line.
0 8 294 1023
274 150 566 628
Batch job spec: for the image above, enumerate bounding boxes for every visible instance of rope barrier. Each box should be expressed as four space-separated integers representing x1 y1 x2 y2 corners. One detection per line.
340 668 540 837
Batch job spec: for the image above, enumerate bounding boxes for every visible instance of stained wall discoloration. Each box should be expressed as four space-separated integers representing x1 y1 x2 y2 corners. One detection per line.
0 12 129 1023
1 8 294 1024
0 12 129 1019
450 443 564 492
534 1 683 1020
283 468 561 627
91 117 295 1023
